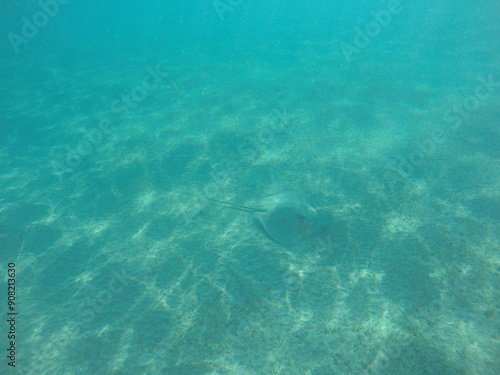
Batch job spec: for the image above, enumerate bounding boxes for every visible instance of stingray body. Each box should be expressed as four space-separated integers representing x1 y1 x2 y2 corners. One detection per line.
213 192 317 245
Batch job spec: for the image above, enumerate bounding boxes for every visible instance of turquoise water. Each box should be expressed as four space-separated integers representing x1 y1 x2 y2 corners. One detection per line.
1 1 499 374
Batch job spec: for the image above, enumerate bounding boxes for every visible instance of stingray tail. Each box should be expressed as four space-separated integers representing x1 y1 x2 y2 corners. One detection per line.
209 198 267 213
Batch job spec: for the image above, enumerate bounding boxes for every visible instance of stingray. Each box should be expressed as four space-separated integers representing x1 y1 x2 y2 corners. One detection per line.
212 192 317 245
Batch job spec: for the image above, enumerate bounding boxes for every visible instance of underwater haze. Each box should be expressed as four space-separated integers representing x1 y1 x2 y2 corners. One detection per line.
0 0 499 374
